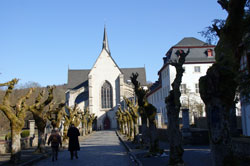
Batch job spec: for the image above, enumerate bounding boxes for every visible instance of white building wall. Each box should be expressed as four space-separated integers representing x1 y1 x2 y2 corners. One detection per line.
88 49 122 129
147 62 214 127
169 63 212 117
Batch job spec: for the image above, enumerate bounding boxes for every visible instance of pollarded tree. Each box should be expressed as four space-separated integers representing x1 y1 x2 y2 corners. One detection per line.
124 97 139 141
28 86 54 153
145 102 159 154
63 104 81 141
125 109 134 140
87 113 96 134
81 107 89 136
165 49 189 166
130 73 148 144
0 79 34 163
199 0 249 165
47 101 65 129
131 73 160 154
116 106 124 133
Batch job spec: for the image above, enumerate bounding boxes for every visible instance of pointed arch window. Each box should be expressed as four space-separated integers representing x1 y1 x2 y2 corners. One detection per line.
101 81 113 109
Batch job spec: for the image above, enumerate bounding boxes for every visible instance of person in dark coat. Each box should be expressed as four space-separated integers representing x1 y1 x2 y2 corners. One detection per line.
48 128 62 162
67 123 80 160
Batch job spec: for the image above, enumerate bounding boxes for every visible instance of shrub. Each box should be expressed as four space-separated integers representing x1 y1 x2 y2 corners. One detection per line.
21 130 30 138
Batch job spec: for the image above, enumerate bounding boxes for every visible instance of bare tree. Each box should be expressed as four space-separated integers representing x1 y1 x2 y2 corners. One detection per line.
0 79 34 163
28 86 54 153
125 97 139 142
47 101 65 129
130 73 160 154
165 49 189 166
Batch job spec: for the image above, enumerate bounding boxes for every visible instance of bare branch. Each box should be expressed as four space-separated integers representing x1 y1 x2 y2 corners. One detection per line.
0 78 18 87
217 0 229 11
2 79 19 107
16 88 34 113
212 23 221 37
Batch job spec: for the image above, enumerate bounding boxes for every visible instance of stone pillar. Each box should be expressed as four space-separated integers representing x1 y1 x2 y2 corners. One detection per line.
29 120 35 147
157 113 162 128
182 109 191 137
138 116 142 126
29 120 35 137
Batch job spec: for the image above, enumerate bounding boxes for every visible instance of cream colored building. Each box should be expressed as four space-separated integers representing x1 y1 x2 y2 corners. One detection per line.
147 37 216 127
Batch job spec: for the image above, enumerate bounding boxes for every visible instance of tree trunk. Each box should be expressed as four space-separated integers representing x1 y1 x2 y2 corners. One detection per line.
129 120 134 140
121 122 125 134
165 49 189 165
134 121 139 136
148 121 159 154
141 114 148 145
167 103 184 165
206 100 234 166
36 129 46 153
127 120 130 138
82 123 86 136
10 127 21 164
229 106 238 137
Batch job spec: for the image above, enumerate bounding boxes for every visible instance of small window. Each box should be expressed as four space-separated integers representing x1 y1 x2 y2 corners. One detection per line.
194 66 200 73
195 83 199 93
207 49 213 57
180 84 187 94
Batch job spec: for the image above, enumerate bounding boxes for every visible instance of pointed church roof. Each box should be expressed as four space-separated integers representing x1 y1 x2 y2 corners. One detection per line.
102 26 110 54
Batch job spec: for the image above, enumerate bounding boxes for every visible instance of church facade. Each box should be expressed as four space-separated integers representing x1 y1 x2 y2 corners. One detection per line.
66 28 146 129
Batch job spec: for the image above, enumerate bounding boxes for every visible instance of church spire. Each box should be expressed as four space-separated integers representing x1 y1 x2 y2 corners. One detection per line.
102 26 110 54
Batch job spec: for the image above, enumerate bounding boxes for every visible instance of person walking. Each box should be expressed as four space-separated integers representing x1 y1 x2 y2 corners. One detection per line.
48 128 62 162
67 123 80 160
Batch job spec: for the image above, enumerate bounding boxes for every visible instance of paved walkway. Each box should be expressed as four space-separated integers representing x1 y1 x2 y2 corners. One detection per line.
117 132 212 166
33 130 136 166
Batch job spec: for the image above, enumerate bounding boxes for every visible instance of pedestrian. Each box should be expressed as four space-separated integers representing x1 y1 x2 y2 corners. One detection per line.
67 123 80 160
48 128 62 162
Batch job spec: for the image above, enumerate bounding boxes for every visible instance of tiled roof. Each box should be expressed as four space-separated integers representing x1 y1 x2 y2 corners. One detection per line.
67 67 147 89
166 37 215 63
174 37 207 47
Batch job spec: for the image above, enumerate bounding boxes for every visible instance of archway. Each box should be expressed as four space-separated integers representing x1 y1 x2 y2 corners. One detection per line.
103 116 111 130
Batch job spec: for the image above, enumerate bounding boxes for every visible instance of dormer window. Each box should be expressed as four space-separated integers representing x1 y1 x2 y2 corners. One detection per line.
207 49 213 57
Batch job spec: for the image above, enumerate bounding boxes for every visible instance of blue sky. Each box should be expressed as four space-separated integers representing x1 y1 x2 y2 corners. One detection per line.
0 0 227 87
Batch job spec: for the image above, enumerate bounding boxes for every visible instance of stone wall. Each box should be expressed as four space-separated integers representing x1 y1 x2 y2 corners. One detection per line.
0 137 38 154
195 116 242 129
157 128 209 145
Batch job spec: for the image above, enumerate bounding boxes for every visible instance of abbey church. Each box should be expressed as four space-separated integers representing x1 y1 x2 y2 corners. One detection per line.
66 27 147 129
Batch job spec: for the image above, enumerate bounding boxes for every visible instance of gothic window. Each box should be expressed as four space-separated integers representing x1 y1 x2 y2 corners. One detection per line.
101 81 113 109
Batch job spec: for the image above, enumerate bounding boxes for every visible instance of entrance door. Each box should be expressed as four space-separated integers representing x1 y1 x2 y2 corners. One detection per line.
103 116 111 130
